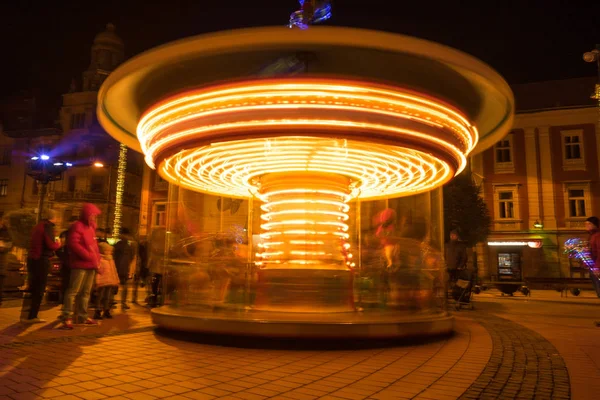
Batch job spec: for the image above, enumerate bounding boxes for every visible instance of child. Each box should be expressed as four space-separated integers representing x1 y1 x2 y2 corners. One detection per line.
94 242 119 319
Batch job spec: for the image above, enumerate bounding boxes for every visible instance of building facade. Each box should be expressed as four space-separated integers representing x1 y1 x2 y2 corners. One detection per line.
0 24 144 236
472 77 599 283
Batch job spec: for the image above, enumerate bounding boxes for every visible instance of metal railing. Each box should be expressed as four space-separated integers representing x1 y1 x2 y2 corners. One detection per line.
48 190 140 207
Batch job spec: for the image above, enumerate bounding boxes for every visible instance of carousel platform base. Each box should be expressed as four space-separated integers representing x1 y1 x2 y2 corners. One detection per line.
151 306 454 339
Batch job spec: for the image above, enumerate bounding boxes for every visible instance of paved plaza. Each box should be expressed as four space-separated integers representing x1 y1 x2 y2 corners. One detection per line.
0 290 599 400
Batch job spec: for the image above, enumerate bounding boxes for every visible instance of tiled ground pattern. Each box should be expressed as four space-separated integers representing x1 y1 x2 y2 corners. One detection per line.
459 312 570 400
0 318 491 400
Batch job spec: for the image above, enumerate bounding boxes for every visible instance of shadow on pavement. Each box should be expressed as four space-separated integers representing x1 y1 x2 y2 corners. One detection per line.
0 323 100 394
153 327 454 351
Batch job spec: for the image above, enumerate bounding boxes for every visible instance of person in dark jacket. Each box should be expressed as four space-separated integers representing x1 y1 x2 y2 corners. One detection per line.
445 229 468 284
132 240 149 305
0 219 13 305
60 203 102 328
113 228 134 310
585 216 600 299
55 231 70 303
22 209 61 323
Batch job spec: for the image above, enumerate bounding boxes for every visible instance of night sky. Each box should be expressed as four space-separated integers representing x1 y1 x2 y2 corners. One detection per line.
2 0 599 108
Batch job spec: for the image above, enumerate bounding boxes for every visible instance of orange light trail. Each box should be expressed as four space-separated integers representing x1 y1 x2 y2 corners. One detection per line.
135 78 480 270
138 79 478 199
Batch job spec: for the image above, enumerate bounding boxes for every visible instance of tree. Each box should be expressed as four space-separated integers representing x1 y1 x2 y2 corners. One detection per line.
443 170 491 247
4 208 37 249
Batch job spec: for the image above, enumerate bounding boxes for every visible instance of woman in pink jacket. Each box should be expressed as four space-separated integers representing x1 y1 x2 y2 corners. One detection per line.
60 203 101 329
93 242 120 319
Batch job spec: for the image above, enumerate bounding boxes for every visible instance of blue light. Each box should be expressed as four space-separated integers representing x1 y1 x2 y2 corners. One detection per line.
40 155 50 160
53 162 64 166
289 0 332 30
31 156 39 160
66 163 73 167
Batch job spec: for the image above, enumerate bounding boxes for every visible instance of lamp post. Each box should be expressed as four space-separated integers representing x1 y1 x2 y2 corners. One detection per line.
27 155 72 223
93 162 113 237
93 146 127 240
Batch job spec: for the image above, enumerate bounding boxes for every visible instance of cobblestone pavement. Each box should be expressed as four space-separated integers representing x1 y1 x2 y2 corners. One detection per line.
459 312 569 400
475 296 600 400
0 292 598 399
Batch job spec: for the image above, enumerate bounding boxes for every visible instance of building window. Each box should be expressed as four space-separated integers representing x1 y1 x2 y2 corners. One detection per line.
493 184 519 223
70 113 86 130
152 203 167 227
0 147 11 165
154 172 168 191
565 136 581 159
90 175 104 193
568 189 586 217
498 191 514 219
563 182 592 227
494 134 514 173
561 130 585 171
0 180 7 197
68 176 76 192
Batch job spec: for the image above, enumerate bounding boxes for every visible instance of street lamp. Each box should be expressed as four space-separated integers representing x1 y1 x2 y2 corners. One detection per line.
584 45 600 184
27 154 71 222
583 44 600 101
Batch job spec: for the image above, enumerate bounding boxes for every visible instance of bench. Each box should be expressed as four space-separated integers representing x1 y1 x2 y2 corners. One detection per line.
524 277 593 297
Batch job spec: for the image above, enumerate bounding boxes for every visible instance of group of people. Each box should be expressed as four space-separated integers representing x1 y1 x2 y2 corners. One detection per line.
22 203 147 329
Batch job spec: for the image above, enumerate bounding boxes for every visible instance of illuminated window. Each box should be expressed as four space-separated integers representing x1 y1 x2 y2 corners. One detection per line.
493 184 519 222
562 130 585 171
0 179 7 197
152 202 167 227
494 134 514 173
498 191 514 219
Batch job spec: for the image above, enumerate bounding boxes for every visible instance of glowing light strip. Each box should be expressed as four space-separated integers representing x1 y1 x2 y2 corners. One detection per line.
112 143 127 237
138 81 476 150
137 79 477 199
262 199 349 213
161 137 452 200
257 174 352 268
262 210 349 221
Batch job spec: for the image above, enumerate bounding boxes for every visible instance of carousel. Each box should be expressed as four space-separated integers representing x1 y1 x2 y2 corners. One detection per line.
97 1 514 338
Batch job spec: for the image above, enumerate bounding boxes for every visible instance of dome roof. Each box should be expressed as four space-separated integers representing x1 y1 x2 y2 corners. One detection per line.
94 23 123 48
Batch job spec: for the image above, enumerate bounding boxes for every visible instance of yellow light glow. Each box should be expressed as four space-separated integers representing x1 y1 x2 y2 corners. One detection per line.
256 173 352 269
134 78 481 271
137 78 477 200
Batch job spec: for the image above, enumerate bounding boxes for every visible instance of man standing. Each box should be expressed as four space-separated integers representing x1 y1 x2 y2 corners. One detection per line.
132 240 149 305
60 203 101 329
23 209 60 323
0 218 13 305
114 228 134 310
55 231 70 304
445 229 468 285
584 217 600 298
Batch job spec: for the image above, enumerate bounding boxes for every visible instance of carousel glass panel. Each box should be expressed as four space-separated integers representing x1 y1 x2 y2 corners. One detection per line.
156 182 446 317
157 183 252 310
355 189 446 313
